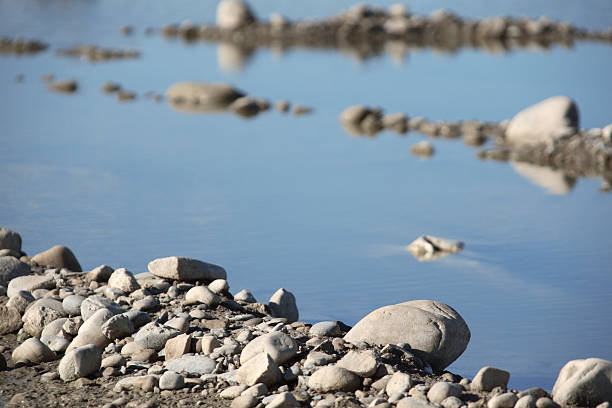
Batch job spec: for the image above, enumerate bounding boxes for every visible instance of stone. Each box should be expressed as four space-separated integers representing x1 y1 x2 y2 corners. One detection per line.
396 397 436 408
515 395 537 408
12 337 56 363
88 265 114 282
441 396 463 408
165 84 244 111
304 351 336 367
0 256 31 286
268 392 301 408
536 397 560 408
472 366 510 392
240 331 298 365
310 321 342 337
159 371 185 390
67 308 114 351
22 303 64 337
0 227 22 252
232 394 258 408
108 268 140 293
506 96 579 146
487 392 518 408
133 296 160 311
185 286 221 306
62 295 85 315
7 290 35 313
80 295 123 320
340 105 371 127
220 384 248 399
101 314 134 340
242 383 268 397
31 245 81 271
236 352 282 387
200 335 221 355
383 113 409 133
124 310 151 328
386 372 414 396
40 334 70 353
235 289 256 303
165 315 190 333
268 288 298 322
427 382 463 404
309 365 361 392
230 96 262 117
47 79 78 93
114 375 159 392
8 274 55 298
165 333 191 361
101 354 126 368
134 321 181 351
551 358 612 407
518 388 548 400
148 256 227 282
344 300 470 372
216 0 256 30
409 141 435 158
41 317 69 337
337 349 379 377
208 279 229 294
0 305 22 334
406 235 464 262
58 344 101 381
165 354 216 375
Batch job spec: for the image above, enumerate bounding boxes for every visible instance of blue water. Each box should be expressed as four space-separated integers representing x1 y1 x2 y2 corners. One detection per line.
1 0 611 391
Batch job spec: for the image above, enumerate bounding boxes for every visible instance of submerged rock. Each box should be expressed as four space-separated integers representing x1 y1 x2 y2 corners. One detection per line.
47 80 78 94
409 141 435 158
552 358 612 407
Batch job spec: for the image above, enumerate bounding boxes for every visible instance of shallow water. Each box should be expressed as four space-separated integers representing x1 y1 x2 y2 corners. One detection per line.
1 0 612 391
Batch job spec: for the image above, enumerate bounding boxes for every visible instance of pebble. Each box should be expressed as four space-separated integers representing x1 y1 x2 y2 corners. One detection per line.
427 381 463 404
386 372 414 396
308 365 361 392
409 141 435 158
7 273 55 298
46 80 78 93
159 371 185 390
6 290 34 313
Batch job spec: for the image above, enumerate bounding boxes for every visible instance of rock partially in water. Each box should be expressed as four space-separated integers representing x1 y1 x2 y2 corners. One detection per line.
216 0 256 30
101 82 121 93
165 82 244 110
47 80 78 94
230 96 262 118
406 235 464 262
0 37 48 55
511 162 576 195
344 300 470 372
340 105 383 137
552 358 612 407
148 256 227 282
409 141 434 158
0 227 22 252
0 256 31 287
31 245 82 271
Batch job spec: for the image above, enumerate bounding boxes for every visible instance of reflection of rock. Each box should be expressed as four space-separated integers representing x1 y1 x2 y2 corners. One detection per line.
406 235 464 262
511 162 576 195
217 43 254 72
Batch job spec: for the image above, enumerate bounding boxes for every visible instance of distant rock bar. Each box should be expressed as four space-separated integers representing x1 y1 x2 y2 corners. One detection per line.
56 45 140 62
0 36 48 55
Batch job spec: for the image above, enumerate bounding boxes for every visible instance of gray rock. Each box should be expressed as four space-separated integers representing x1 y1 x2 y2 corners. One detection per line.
148 256 227 282
268 288 298 322
441 396 463 408
80 295 123 320
22 303 64 337
344 300 470 372
67 308 114 351
240 331 298 365
41 317 69 337
12 337 56 363
165 354 217 375
31 245 81 271
552 358 612 407
113 375 159 392
487 392 518 408
309 365 361 392
0 305 22 334
101 314 134 340
7 274 55 298
396 397 436 408
506 96 579 146
185 286 221 306
386 372 414 396
471 366 510 392
232 394 258 408
165 83 244 111
40 334 70 353
230 96 262 117
199 335 221 355
337 349 379 377
6 290 34 314
427 382 463 404
58 344 102 381
536 397 560 408
216 0 256 30
134 322 180 351
123 310 151 328
0 227 22 252
220 384 248 399
340 105 371 127
242 383 268 397
208 279 229 294
409 141 435 158
107 268 140 293
310 321 342 337
61 317 82 337
304 351 336 367
165 315 190 333
101 353 126 368
236 352 282 387
88 265 114 282
133 295 160 311
62 295 86 316
159 371 185 390
0 256 31 286
267 392 301 408
234 289 256 303
515 395 537 408
47 79 78 93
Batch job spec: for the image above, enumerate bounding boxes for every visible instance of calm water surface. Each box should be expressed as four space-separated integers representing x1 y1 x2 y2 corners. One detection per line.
1 0 611 391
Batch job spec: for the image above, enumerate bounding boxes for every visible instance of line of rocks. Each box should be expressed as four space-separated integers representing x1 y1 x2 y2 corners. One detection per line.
0 36 48 55
1 227 611 407
56 45 141 62
159 1 612 61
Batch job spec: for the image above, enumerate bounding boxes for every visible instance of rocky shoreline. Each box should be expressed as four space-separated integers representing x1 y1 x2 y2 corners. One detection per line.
1 228 611 408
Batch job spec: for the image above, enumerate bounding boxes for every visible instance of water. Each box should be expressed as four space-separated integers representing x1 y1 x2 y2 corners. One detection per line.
1 0 611 391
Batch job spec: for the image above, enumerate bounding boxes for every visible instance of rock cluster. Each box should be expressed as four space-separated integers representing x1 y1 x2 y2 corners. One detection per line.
0 36 48 54
406 236 464 262
56 45 140 62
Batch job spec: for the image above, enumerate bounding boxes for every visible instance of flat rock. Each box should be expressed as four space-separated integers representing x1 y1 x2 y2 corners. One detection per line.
472 366 510 392
0 256 31 286
107 268 140 293
236 352 282 387
148 256 227 282
552 358 612 407
134 321 181 351
268 288 298 322
427 381 463 403
0 305 22 334
12 337 56 363
124 310 151 328
232 394 258 408
336 349 379 377
309 365 361 392
344 300 470 372
310 321 342 337
80 295 123 320
165 354 216 375
31 245 82 271
185 285 221 306
47 79 78 93
0 227 22 252
164 333 192 361
216 0 256 30
101 313 134 340
7 273 55 298
240 331 298 365
59 344 102 381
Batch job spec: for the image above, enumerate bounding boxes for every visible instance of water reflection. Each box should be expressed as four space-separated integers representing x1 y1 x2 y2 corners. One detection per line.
217 42 255 72
511 162 577 195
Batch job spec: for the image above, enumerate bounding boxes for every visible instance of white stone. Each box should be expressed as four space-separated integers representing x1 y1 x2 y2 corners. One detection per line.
67 307 114 351
185 286 221 306
336 349 379 377
216 0 255 30
471 366 510 392
133 321 181 351
308 365 361 392
236 352 282 387
234 289 257 303
267 392 301 408
107 268 140 293
148 256 227 282
7 274 55 298
427 381 463 404
552 358 612 407
386 372 414 396
80 295 123 320
58 344 102 381
487 392 518 408
165 354 216 375
240 331 297 365
12 337 55 363
268 288 298 322
208 279 229 294
101 313 134 340
159 371 185 390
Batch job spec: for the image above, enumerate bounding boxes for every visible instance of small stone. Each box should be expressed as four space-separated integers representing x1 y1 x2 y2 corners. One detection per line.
124 310 151 328
232 394 258 408
133 321 181 351
185 286 220 306
31 245 81 270
148 256 226 282
101 353 126 368
472 366 510 392
208 279 229 294
216 0 256 30
240 331 297 365
80 295 123 320
67 308 114 351
337 349 379 377
133 296 160 311
275 100 290 113
88 265 114 282
441 396 463 408
234 289 256 303
242 383 268 397
396 397 435 408
6 290 34 313
165 354 216 375
108 268 140 293
117 90 137 101
236 352 282 387
386 372 414 396
515 395 537 408
0 227 22 252
40 334 70 352
268 288 298 322
7 273 55 298
159 371 185 390
536 397 560 408
0 305 22 334
427 381 463 404
220 384 248 399
62 295 86 315
165 333 192 361
200 335 220 354
0 256 31 287
308 365 361 392
12 337 56 363
487 392 518 408
268 392 301 408
292 105 312 116
310 321 342 337
101 313 134 340
22 303 64 337
409 141 434 158
101 82 121 93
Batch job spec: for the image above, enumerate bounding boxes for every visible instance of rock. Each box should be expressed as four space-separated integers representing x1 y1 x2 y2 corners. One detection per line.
235 289 256 303
337 349 379 377
116 90 136 101
410 141 434 158
165 83 244 111
551 358 612 407
515 395 537 408
310 321 342 337
107 268 140 293
506 96 579 146
0 227 22 252
305 351 336 367
88 265 114 282
275 100 290 113
441 397 463 408
7 273 55 298
220 384 248 399
240 331 298 365
101 354 126 368
164 333 191 361
0 305 22 334
216 0 256 30
344 300 470 372
61 317 82 337
518 388 548 400
230 96 262 117
471 366 510 392
47 79 78 93
0 256 31 286
101 314 134 340
242 383 268 397
292 105 312 116
383 113 409 133
268 392 301 408
6 290 35 313
511 162 576 195
386 372 414 396
185 286 221 306
340 105 371 127
396 397 436 408
427 382 463 404
148 256 227 282
67 307 114 351
232 394 258 408
406 236 464 262
41 317 69 337
31 245 81 271
165 354 216 375
80 295 123 320
268 288 298 322
309 365 361 392
200 335 221 355
58 344 102 381
236 352 282 387
159 371 185 390
124 310 151 328
0 353 6 370
208 279 229 294
134 321 181 351
165 315 190 333
22 303 64 337
40 334 70 353
114 375 159 392
12 337 55 363
133 295 160 311
101 82 121 93
487 392 518 408
62 295 86 315
536 397 560 408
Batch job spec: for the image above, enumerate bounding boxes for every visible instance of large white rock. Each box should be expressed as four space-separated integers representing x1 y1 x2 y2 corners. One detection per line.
107 268 140 293
344 300 470 372
268 288 299 322
236 352 282 387
308 365 361 392
7 274 55 298
240 332 297 365
216 0 256 30
506 96 579 146
12 337 55 364
185 286 221 306
148 256 227 282
58 344 102 382
552 358 612 407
